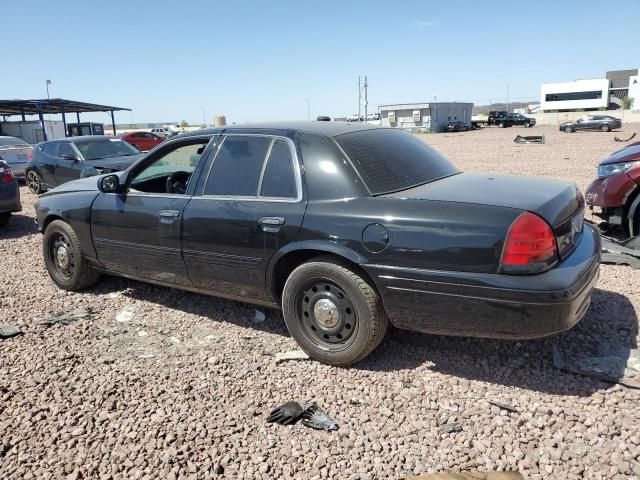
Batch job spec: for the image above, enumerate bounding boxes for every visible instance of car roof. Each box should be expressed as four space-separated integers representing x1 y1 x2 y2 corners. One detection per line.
37 135 123 145
188 121 387 138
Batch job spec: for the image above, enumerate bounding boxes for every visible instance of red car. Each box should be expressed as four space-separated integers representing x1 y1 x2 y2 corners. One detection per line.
120 131 164 152
586 142 640 237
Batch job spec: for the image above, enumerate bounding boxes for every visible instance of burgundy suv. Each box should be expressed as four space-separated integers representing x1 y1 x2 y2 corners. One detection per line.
586 141 640 236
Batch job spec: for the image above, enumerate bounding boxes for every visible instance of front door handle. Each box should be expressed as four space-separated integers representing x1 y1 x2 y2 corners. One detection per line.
259 216 285 233
159 209 180 224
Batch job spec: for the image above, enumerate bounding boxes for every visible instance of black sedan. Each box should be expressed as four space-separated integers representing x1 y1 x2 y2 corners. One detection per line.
34 122 600 366
25 136 142 194
560 115 622 133
444 120 470 132
0 160 21 227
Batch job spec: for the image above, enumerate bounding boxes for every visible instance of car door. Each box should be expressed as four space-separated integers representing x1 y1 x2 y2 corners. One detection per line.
54 142 83 185
90 135 215 285
37 142 60 186
182 133 306 302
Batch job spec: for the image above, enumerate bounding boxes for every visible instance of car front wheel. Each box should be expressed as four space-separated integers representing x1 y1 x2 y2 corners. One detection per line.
600 124 610 132
524 122 530 128
43 220 101 291
282 258 389 366
499 122 505 128
26 170 44 194
564 126 573 133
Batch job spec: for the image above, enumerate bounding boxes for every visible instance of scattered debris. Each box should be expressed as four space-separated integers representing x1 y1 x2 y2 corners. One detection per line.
408 472 524 480
137 330 148 337
486 400 519 413
438 422 463 435
514 134 544 144
301 403 339 431
0 325 22 339
274 349 309 363
267 401 307 425
41 308 92 327
115 306 137 323
267 402 339 431
251 309 266 324
600 236 640 269
614 133 637 143
553 341 640 389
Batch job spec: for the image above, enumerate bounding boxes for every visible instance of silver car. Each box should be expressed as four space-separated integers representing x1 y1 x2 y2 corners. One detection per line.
0 136 33 179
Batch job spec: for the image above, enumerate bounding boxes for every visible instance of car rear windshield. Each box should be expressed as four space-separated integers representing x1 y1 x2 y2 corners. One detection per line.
335 129 460 195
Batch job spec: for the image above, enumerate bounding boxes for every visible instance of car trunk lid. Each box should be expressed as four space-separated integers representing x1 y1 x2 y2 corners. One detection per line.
386 172 585 259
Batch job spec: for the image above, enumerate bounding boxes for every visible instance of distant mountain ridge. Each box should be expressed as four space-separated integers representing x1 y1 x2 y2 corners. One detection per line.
473 102 537 115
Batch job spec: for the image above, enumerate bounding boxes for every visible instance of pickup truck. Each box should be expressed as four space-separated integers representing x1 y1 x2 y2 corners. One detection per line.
493 113 536 128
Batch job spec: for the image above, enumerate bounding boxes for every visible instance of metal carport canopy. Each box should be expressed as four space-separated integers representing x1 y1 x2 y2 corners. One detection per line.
0 98 131 140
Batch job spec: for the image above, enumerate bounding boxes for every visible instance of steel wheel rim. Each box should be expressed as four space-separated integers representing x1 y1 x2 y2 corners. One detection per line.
297 280 357 349
50 234 75 279
27 171 40 193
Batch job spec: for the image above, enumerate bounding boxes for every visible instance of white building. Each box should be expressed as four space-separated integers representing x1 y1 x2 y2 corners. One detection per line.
540 69 639 112
378 102 473 132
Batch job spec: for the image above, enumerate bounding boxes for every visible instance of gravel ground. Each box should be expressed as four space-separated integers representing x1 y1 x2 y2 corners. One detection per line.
1 125 640 479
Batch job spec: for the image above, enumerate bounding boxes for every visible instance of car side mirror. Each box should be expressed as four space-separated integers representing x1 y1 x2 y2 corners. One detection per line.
99 174 122 193
62 153 80 162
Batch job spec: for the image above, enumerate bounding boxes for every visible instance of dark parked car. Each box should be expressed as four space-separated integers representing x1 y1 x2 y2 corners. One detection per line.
0 160 21 227
0 135 33 179
444 120 470 132
25 136 142 193
560 115 622 133
507 113 536 128
34 122 600 366
120 131 164 151
585 143 640 237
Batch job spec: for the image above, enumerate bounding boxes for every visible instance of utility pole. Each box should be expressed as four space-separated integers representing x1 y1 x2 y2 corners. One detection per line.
363 76 368 123
358 76 362 120
304 98 310 120
505 84 510 113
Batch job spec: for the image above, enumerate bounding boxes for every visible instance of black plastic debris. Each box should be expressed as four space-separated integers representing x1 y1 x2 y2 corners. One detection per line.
267 401 307 425
614 132 637 143
486 400 519 414
301 403 339 431
438 422 462 435
600 236 640 269
267 402 338 431
41 307 92 327
514 135 545 144
0 325 22 339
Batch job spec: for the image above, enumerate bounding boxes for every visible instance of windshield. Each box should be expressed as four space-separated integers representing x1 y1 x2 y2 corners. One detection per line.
335 128 460 195
75 139 139 160
0 137 29 147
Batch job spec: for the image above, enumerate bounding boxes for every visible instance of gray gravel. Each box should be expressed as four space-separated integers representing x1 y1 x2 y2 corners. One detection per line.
1 125 640 479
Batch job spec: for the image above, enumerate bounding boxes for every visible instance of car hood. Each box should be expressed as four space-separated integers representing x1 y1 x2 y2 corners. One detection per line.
40 175 103 196
387 172 583 227
86 153 142 170
600 145 640 165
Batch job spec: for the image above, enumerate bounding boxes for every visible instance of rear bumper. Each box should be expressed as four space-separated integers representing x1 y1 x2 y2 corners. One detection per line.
364 224 601 340
0 181 21 214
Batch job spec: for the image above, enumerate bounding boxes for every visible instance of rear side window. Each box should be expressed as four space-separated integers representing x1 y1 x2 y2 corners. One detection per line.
335 129 459 195
260 139 297 198
204 136 271 196
42 143 58 156
57 143 76 158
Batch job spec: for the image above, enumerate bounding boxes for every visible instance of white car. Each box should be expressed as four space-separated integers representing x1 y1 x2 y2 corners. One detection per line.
346 114 363 122
150 128 172 138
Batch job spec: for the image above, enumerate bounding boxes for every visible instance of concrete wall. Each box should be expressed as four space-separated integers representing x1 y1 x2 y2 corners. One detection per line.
430 103 473 132
528 109 640 126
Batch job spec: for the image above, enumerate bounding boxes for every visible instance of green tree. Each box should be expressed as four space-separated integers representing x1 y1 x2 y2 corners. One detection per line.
180 120 189 128
622 97 635 110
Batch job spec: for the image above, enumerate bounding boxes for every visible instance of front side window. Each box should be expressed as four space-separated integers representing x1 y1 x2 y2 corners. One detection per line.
42 142 58 156
57 143 77 159
204 136 271 196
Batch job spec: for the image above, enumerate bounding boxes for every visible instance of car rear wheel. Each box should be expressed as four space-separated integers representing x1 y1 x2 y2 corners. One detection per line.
600 124 610 132
499 122 505 128
282 258 389 366
43 220 101 291
26 170 44 194
0 213 10 227
524 122 530 128
564 126 573 133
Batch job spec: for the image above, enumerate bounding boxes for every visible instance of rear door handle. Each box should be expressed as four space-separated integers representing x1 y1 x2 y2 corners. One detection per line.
159 209 180 224
259 216 285 233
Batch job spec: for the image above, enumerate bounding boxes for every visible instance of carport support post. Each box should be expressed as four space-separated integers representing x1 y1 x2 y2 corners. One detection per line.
76 112 80 124
110 110 116 135
37 103 47 141
20 107 26 121
61 106 67 137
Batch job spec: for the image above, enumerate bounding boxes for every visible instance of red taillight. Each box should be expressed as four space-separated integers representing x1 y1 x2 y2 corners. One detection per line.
502 212 557 268
0 165 15 184
27 149 33 160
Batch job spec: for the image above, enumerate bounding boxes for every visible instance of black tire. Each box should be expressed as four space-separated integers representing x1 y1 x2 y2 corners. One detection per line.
524 122 530 128
499 122 505 128
43 220 101 291
282 258 389 366
564 126 573 133
600 124 610 132
0 213 10 227
26 170 44 194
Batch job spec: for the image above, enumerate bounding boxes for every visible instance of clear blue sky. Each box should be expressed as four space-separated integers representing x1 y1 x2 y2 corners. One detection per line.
2 0 639 124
